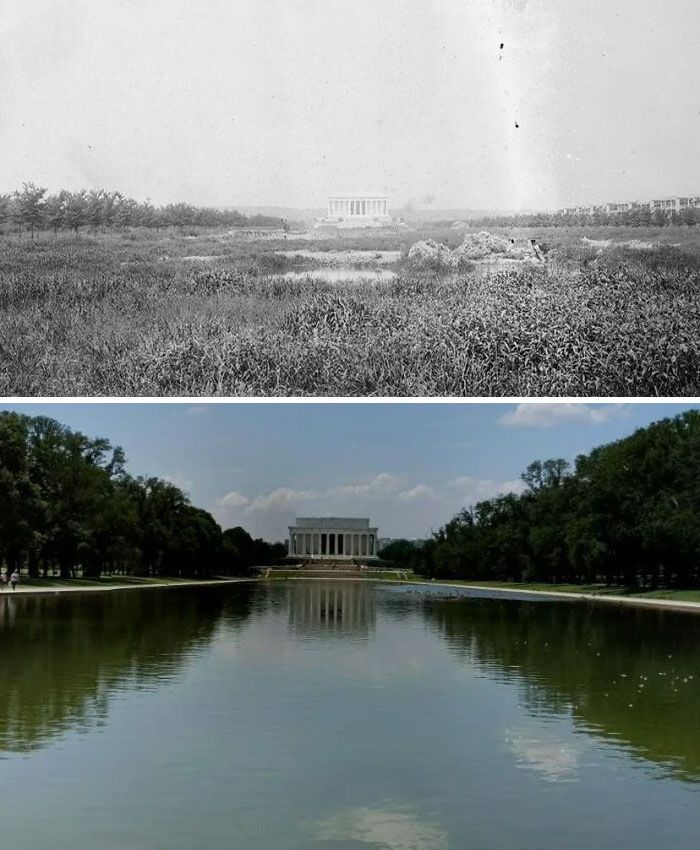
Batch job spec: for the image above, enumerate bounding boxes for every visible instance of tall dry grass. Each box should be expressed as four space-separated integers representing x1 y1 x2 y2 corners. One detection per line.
0 229 698 395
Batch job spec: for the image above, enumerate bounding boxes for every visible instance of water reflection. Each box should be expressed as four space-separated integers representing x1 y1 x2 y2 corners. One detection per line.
506 727 584 782
414 592 700 782
280 269 397 283
286 581 376 638
313 805 448 850
0 586 254 753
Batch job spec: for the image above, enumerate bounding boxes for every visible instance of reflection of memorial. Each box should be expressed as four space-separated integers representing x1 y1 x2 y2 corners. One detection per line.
287 581 376 637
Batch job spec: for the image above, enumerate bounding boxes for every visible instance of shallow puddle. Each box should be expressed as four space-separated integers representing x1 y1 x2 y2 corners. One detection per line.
275 249 402 264
279 269 397 283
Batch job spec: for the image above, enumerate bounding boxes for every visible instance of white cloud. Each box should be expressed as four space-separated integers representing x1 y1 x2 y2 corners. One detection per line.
162 473 193 494
328 472 401 497
246 487 318 513
215 475 398 523
218 490 251 510
213 472 525 539
447 475 523 503
499 403 628 428
398 484 439 501
184 404 211 417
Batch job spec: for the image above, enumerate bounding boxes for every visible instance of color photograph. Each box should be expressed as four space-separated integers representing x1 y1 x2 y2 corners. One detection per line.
0 402 699 849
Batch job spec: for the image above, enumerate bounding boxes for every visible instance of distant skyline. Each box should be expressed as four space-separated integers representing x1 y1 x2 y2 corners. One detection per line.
3 403 698 542
2 0 697 211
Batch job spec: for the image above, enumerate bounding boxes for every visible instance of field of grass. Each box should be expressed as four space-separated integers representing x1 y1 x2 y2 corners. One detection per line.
1 224 698 396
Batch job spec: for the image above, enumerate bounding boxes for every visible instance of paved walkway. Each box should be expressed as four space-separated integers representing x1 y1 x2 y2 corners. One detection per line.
0 578 253 598
2 575 698 615
421 581 700 614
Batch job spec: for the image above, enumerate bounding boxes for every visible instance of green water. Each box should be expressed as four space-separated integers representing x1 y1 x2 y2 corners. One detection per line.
0 580 698 849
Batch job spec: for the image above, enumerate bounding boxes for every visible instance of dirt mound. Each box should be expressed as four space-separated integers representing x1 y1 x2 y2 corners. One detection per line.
452 231 525 263
407 231 534 271
407 239 456 271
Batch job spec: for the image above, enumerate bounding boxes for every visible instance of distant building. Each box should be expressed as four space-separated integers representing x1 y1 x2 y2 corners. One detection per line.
559 195 699 217
316 195 392 229
287 517 379 561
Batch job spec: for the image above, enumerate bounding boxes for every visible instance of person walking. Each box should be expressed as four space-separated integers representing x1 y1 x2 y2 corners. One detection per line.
9 570 19 591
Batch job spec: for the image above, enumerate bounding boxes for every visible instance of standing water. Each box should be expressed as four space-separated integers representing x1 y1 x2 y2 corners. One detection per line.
0 581 698 849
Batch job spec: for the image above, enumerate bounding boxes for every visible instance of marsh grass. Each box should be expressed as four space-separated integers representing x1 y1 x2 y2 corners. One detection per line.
1 227 698 395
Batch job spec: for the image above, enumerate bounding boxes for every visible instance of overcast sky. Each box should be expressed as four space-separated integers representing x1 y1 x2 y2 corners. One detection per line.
3 402 697 542
1 0 697 210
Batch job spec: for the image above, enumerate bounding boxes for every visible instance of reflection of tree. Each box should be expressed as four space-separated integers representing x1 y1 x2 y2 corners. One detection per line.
422 597 700 782
286 581 376 638
0 587 253 753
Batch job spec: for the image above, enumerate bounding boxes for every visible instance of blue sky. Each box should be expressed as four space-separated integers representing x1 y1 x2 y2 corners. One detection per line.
3 402 697 542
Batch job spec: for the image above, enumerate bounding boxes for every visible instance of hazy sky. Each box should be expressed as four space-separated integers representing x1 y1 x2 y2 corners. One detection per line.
3 402 697 541
1 0 697 210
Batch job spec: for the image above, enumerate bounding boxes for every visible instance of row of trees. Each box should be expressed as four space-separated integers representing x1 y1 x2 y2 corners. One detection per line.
0 411 285 579
0 182 284 239
469 207 697 229
381 410 700 589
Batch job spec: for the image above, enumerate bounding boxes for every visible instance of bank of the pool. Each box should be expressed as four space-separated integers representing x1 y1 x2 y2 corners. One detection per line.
0 577 256 598
262 573 700 614
399 580 700 614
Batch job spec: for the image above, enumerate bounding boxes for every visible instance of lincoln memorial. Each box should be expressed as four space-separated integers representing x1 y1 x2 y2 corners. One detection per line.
287 517 379 562
316 196 391 228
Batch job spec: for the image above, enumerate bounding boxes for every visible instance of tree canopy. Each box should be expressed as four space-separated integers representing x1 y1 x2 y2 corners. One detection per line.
0 182 284 238
386 410 700 589
0 411 283 578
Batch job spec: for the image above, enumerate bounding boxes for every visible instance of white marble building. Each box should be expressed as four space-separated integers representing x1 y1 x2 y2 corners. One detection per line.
287 517 379 561
316 195 391 228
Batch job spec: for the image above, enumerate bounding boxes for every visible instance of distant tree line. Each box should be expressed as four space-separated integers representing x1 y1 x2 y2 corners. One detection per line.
381 410 700 589
0 182 284 239
468 207 697 229
0 411 285 579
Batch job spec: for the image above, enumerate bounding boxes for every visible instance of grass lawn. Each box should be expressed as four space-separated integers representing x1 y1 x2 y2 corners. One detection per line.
408 578 700 603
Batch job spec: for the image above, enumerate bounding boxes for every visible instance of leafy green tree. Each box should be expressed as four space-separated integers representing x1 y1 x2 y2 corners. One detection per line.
43 191 67 237
681 207 697 227
114 196 138 229
85 189 106 234
0 193 12 232
398 411 700 590
62 190 88 235
14 182 46 239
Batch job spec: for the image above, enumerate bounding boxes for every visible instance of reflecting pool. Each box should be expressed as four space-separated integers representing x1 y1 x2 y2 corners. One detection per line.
0 581 698 849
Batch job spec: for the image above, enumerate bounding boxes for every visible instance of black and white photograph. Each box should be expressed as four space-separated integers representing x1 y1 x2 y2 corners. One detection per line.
0 0 698 396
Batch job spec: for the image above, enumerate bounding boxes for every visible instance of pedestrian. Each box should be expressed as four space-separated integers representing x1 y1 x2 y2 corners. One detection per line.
0 572 6 590
9 570 19 591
